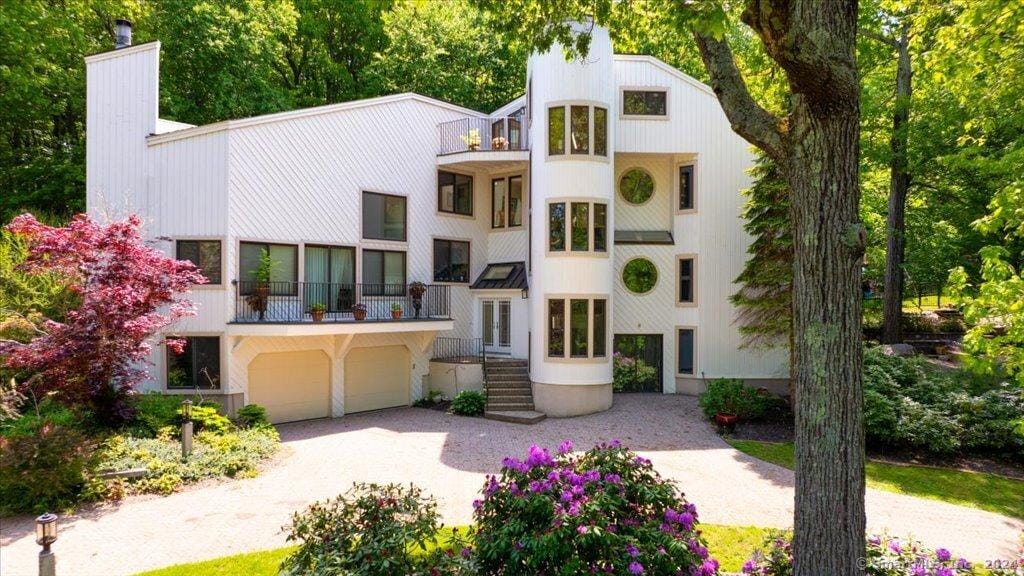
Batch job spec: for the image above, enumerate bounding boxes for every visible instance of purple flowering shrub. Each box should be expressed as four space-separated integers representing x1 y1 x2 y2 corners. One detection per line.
742 532 984 576
472 441 719 575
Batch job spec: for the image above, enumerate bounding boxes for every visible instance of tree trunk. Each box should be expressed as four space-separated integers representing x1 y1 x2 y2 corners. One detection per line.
881 24 913 344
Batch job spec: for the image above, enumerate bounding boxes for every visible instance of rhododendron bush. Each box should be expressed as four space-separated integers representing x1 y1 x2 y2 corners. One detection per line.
472 440 719 575
0 213 202 423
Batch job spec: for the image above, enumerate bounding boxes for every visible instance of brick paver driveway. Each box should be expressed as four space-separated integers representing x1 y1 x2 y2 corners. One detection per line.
1 395 1021 575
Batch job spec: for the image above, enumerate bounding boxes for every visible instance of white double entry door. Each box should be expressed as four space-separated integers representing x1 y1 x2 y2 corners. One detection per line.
481 298 512 355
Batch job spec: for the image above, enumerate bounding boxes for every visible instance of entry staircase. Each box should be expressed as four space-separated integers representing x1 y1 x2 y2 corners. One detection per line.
483 358 546 424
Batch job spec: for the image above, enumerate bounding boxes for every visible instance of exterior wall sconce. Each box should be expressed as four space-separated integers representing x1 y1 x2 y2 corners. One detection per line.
35 513 57 576
181 399 194 458
521 288 529 299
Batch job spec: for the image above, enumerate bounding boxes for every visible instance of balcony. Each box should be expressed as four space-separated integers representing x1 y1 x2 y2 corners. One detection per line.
227 281 454 336
436 116 529 170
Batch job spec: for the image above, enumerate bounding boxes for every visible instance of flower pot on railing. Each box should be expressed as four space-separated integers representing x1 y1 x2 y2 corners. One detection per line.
408 282 427 318
492 136 508 150
391 303 403 320
308 303 326 323
352 303 367 321
461 129 481 152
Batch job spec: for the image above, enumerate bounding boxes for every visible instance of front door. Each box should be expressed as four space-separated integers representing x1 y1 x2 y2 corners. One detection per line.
481 298 512 355
613 334 664 393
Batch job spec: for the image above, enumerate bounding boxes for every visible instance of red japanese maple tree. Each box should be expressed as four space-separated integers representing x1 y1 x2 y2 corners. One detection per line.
0 213 204 423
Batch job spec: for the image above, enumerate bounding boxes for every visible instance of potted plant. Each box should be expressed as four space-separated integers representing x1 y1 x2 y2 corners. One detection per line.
408 281 427 318
390 302 403 320
492 136 508 150
308 302 327 322
461 129 481 151
245 249 275 321
351 303 367 321
714 410 739 429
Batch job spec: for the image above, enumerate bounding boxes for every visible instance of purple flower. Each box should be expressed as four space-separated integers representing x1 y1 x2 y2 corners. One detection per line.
610 439 622 448
628 561 644 575
460 547 472 558
665 508 679 523
561 490 574 502
577 525 588 535
514 541 523 551
868 535 882 546
472 499 482 509
525 444 555 467
889 539 902 554
677 511 695 531
935 568 954 576
935 548 952 562
697 559 719 576
955 558 971 570
558 440 574 454
910 566 927 576
604 473 622 484
626 544 639 557
742 560 757 574
567 501 581 516
635 455 651 466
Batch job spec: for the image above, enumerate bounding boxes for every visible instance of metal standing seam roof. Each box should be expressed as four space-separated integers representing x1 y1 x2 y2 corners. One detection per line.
470 261 528 290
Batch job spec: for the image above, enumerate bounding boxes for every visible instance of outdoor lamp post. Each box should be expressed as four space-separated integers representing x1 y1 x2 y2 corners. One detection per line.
181 399 193 458
35 513 57 576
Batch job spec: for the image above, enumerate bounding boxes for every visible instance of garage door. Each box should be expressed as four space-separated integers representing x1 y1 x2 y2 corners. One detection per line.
344 345 410 414
249 350 330 424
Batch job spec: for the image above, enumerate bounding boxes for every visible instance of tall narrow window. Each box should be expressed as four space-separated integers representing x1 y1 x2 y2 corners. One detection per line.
592 299 607 357
491 179 506 228
570 105 590 154
570 299 589 357
362 250 406 294
593 203 607 252
678 258 695 303
363 191 407 241
438 171 473 216
167 336 220 389
548 299 565 357
304 245 355 311
549 202 566 251
677 328 695 375
571 202 589 251
679 165 694 210
548 106 565 155
176 240 222 284
433 239 470 283
594 107 607 156
508 176 523 227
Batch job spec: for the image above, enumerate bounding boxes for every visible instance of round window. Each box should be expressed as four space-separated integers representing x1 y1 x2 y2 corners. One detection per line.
622 258 658 294
619 169 655 205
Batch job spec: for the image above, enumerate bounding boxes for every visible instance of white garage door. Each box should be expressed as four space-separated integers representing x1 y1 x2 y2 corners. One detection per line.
248 350 330 424
344 345 410 414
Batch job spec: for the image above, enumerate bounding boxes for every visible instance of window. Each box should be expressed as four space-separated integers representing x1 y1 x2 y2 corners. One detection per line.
363 249 406 294
678 257 695 304
548 299 565 357
571 202 589 251
593 203 607 252
679 165 695 210
491 179 506 228
677 328 695 375
509 176 523 227
594 107 607 156
304 245 355 312
167 336 220 390
548 106 565 155
547 297 608 360
176 240 222 284
548 104 607 158
438 171 473 216
363 191 406 241
622 258 658 294
619 169 655 205
239 242 297 295
433 239 470 283
549 202 566 251
623 90 667 116
592 299 606 357
570 106 589 154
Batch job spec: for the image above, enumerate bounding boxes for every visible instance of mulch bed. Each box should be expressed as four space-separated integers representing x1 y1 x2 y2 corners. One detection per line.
724 405 1024 480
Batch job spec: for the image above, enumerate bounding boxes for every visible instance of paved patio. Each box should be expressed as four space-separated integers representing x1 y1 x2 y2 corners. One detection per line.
1 395 1021 575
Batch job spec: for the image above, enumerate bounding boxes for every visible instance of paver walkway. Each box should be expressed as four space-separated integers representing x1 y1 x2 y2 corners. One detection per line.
1 395 1021 575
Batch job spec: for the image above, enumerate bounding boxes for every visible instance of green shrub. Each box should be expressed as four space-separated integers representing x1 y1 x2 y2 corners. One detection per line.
612 352 659 392
0 398 78 438
896 398 963 455
699 378 777 420
282 483 474 576
957 388 1024 455
185 404 233 434
132 394 187 437
450 390 486 416
0 417 95 514
473 441 717 574
234 404 271 429
863 389 899 445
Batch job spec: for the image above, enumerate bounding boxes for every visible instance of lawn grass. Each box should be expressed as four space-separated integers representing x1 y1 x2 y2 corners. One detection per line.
902 293 945 312
728 439 1024 519
133 524 770 575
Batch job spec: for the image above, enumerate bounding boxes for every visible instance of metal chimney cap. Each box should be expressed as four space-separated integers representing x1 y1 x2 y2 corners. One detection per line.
115 19 133 49
115 18 132 26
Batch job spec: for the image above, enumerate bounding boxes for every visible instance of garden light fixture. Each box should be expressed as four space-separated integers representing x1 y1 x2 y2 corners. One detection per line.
181 399 194 458
35 513 57 576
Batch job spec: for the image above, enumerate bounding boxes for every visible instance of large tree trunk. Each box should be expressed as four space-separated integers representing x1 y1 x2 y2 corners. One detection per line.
694 1 866 574
881 24 913 344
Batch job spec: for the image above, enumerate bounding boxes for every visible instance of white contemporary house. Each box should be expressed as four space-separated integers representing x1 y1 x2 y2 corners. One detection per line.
85 21 788 424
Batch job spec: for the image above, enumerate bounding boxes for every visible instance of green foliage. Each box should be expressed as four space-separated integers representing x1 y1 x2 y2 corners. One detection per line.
132 393 189 437
730 156 792 350
235 404 271 429
621 258 658 294
184 404 233 435
0 405 95 514
0 230 78 322
450 390 486 416
612 352 658 392
698 378 778 420
281 483 474 576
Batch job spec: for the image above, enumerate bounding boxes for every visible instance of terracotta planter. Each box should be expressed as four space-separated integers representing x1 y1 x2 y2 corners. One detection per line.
391 310 403 320
714 412 739 428
353 309 367 321
310 310 325 322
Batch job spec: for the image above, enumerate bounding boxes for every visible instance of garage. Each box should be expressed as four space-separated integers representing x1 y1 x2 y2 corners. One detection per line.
248 350 330 424
344 345 410 414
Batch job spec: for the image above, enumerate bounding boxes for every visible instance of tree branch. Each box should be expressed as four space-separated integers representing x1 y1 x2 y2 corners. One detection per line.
692 31 789 163
859 27 898 48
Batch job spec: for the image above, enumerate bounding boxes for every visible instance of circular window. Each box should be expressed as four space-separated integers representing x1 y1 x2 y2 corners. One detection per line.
622 258 658 294
619 169 655 205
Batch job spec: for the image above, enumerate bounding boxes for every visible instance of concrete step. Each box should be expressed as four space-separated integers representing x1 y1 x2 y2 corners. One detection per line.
485 410 546 425
486 401 535 411
485 360 527 368
486 394 534 403
485 368 530 376
486 373 530 381
486 385 533 394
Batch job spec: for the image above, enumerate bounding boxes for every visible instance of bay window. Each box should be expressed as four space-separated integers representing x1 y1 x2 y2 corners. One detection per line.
547 297 608 360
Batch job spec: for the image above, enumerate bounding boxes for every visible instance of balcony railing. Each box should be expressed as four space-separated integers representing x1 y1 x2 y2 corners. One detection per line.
232 281 451 323
437 115 529 155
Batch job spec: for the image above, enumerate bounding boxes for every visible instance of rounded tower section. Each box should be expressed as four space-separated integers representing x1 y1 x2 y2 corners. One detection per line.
527 22 616 416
